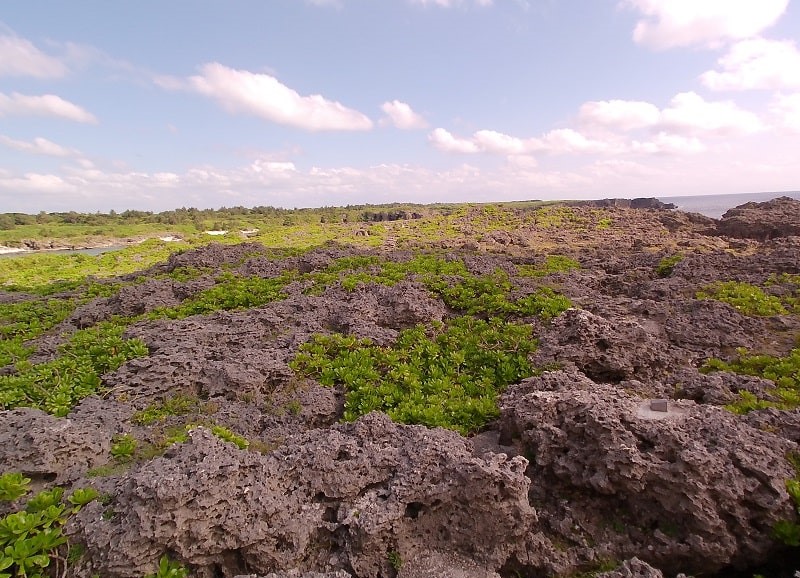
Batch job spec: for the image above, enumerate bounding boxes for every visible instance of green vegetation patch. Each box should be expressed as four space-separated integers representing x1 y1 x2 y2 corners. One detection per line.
655 254 683 278
305 253 572 321
291 316 538 435
0 298 76 367
703 347 800 413
150 271 296 319
0 474 100 578
0 322 148 416
697 281 788 316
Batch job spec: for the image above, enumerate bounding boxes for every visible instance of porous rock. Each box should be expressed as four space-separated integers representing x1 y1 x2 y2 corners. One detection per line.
533 309 672 382
500 373 797 574
0 407 111 485
70 413 534 578
717 196 800 240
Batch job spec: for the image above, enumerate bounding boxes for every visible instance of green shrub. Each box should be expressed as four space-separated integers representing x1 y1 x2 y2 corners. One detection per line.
151 271 295 319
0 322 148 416
0 473 30 503
0 482 98 578
697 281 787 316
703 347 800 413
209 425 249 450
655 254 683 278
292 316 538 435
144 555 188 578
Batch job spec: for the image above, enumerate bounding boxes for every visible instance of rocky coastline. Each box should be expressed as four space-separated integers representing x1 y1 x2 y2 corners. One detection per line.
1 197 800 578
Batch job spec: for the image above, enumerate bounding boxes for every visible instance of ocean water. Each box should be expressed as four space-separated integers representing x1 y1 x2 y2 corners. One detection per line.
658 191 800 219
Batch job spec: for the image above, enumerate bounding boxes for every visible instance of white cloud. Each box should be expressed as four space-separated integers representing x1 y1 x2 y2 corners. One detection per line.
624 0 789 49
631 132 706 154
411 0 492 7
659 91 763 136
0 92 97 123
157 62 373 131
770 93 800 132
533 128 617 154
380 100 429 129
701 38 800 91
579 99 660 131
0 135 79 157
0 34 68 78
473 130 527 154
429 128 480 153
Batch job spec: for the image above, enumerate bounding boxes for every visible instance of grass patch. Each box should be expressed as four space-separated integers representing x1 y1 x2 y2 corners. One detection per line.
655 254 683 278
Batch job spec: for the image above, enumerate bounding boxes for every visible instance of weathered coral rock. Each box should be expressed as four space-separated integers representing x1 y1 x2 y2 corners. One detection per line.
596 557 666 578
0 408 111 485
70 414 534 578
717 196 800 240
533 308 672 381
500 374 798 574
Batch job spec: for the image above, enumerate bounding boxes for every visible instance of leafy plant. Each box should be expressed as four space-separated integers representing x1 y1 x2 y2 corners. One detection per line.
144 555 188 578
655 254 683 278
292 316 539 435
703 347 800 413
110 434 137 461
150 271 296 319
697 281 787 316
0 322 148 416
0 483 97 578
0 474 30 503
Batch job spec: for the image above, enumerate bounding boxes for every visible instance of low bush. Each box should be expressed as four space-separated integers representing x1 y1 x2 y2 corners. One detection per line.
697 281 787 316
291 316 538 435
0 480 99 578
703 347 800 413
0 322 148 416
655 254 683 278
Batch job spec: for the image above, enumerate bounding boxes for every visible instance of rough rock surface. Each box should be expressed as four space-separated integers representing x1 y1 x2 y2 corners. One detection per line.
717 196 800 240
0 408 111 486
3 199 800 578
500 373 797 574
70 414 533 578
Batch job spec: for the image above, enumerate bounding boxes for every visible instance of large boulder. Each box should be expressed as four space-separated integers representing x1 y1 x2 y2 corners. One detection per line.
500 374 798 575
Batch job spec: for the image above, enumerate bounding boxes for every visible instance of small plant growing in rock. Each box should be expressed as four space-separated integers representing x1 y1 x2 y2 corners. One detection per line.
655 254 683 278
387 550 402 571
110 434 137 461
144 555 188 578
0 473 30 503
210 425 249 450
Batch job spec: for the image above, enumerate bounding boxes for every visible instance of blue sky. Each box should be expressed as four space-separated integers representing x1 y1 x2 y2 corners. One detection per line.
1 0 799 212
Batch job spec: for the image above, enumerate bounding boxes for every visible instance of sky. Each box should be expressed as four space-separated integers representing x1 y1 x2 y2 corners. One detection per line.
1 0 799 213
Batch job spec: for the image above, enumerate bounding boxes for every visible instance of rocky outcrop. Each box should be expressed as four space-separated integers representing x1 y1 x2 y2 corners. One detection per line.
69 414 533 578
0 408 111 487
500 374 798 574
717 196 800 240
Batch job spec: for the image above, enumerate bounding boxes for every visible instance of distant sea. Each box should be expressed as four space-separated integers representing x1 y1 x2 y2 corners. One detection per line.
658 191 800 219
